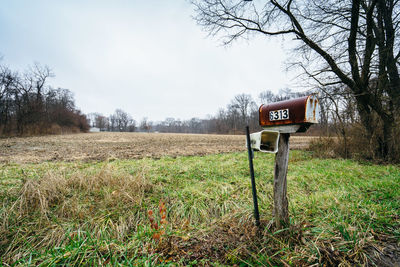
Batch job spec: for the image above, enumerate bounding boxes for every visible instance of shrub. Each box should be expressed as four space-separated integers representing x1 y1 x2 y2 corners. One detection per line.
309 123 400 163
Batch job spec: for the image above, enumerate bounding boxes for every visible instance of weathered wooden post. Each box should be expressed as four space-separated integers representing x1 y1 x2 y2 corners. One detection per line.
248 94 319 228
273 133 290 228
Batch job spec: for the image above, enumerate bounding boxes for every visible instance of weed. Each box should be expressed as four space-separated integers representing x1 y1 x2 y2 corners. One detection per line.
147 200 168 242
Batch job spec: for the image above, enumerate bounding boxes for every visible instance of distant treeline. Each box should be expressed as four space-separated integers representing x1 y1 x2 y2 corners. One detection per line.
0 63 89 136
88 89 318 135
0 61 320 137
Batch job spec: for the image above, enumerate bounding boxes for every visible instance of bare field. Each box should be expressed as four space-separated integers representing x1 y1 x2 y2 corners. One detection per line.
0 132 314 163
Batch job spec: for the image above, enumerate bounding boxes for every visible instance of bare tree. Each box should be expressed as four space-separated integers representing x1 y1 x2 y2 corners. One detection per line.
259 90 278 104
192 0 400 160
95 114 109 130
188 117 202 133
140 117 152 132
228 93 257 132
87 112 109 130
0 65 17 134
110 109 134 132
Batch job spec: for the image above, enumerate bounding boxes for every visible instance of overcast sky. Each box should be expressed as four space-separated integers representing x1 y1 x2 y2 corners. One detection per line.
0 0 297 122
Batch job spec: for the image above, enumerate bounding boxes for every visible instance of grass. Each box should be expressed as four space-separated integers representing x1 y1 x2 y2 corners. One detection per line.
0 151 399 266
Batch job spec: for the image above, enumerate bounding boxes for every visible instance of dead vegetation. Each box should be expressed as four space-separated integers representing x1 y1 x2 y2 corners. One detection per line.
155 217 400 266
0 166 153 263
0 132 315 164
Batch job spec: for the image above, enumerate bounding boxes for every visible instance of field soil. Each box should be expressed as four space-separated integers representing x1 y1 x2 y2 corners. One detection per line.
0 132 314 163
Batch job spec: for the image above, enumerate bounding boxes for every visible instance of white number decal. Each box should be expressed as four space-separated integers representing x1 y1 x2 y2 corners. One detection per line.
282 109 289 119
269 109 289 121
274 111 279 120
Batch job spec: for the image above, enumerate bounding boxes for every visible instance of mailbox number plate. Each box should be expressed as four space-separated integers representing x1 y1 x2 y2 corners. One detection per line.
269 109 289 121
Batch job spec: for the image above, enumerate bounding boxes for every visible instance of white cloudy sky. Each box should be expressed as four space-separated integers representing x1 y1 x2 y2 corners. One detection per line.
0 0 298 122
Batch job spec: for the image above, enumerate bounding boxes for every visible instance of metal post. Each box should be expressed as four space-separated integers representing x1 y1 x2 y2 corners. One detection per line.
245 126 260 227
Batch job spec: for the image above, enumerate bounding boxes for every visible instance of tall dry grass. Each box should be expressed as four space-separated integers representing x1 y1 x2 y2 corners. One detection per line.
0 165 153 264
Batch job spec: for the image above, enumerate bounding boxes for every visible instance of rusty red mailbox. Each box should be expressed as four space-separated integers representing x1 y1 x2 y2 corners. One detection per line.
259 94 320 133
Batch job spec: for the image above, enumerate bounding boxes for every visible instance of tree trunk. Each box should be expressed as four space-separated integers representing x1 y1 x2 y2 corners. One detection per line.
273 133 290 228
382 117 395 160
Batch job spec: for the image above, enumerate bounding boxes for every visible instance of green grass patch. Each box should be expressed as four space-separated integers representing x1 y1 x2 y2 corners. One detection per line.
0 151 399 265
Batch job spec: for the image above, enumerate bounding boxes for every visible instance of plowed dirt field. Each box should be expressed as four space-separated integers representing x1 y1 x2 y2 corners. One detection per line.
0 132 314 163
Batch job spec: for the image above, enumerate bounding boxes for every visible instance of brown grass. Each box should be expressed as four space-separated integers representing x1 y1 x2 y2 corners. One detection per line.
0 132 315 164
0 165 153 263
